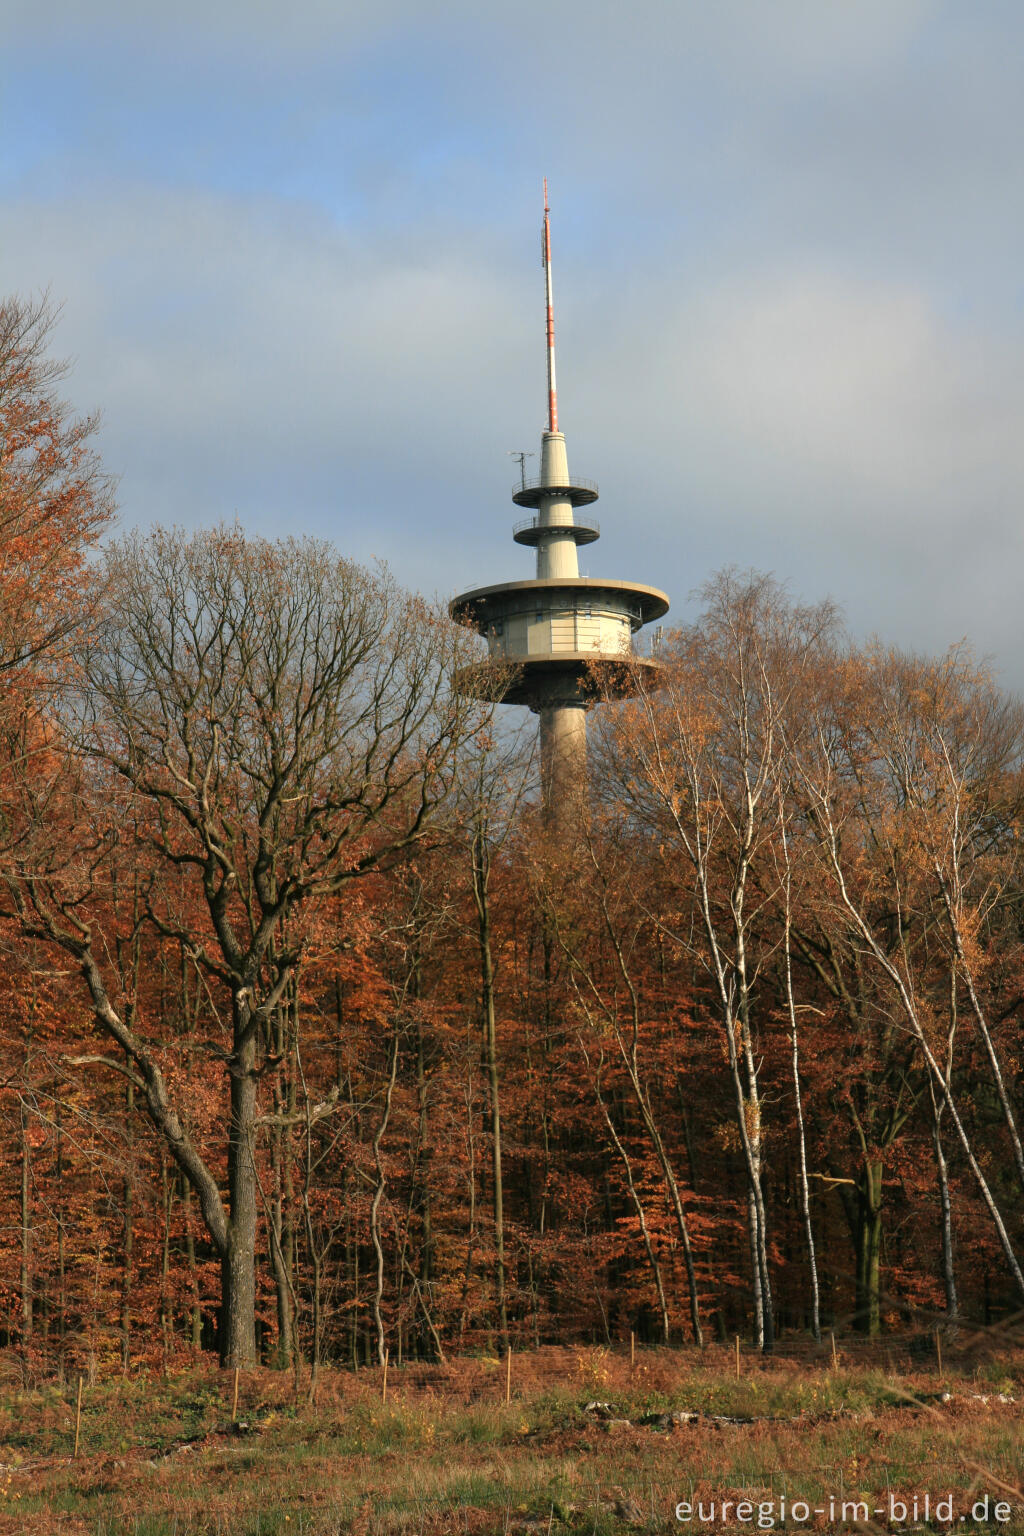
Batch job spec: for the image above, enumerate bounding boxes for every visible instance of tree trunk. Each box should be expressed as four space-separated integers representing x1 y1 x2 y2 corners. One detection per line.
121 1072 135 1372
746 1188 765 1347
309 1253 323 1399
481 935 507 1348
853 1161 883 1336
783 895 821 1341
928 1079 959 1326
268 998 297 1373
738 1009 774 1353
55 1086 66 1364
473 827 507 1349
160 1153 173 1366
182 1180 203 1351
20 1099 32 1357
414 1020 436 1356
370 1032 400 1367
594 1071 670 1344
458 1066 479 1343
269 1111 294 1369
222 1002 259 1367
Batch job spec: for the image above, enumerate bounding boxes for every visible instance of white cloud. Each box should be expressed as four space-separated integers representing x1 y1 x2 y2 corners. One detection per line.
2 0 1022 686
680 271 1024 507
0 186 534 580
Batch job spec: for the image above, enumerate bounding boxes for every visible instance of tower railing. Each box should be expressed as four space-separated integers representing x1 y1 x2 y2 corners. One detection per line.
512 514 600 539
513 474 598 498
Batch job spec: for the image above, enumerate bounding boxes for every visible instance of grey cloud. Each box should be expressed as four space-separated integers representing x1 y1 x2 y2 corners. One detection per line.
0 188 536 582
3 0 1023 688
6 0 931 58
3 180 1021 687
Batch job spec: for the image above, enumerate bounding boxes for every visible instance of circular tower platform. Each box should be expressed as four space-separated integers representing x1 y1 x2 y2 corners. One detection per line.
513 514 600 547
449 576 669 629
449 576 669 711
512 475 598 509
454 651 665 709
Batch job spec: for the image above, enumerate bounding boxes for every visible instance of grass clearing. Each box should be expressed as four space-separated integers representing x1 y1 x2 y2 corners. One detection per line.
0 1340 1020 1533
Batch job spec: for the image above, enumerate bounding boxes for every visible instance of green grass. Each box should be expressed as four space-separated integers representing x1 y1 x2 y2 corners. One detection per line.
0 1342 1020 1533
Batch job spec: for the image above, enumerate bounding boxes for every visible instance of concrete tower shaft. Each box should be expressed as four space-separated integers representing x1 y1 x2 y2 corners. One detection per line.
536 433 579 580
449 183 669 817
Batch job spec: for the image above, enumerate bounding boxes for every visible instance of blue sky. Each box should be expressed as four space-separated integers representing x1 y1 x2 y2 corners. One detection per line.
3 0 1024 685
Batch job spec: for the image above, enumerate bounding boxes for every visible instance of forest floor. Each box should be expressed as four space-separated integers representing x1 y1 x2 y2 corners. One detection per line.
0 1336 1021 1535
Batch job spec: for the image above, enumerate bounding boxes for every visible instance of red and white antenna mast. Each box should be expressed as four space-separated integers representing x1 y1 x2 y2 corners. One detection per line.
543 177 558 434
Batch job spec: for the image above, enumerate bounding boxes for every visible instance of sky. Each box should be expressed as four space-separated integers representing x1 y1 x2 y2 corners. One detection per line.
3 0 1023 687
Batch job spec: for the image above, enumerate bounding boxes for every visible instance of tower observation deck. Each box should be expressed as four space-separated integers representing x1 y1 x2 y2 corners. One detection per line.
449 182 669 810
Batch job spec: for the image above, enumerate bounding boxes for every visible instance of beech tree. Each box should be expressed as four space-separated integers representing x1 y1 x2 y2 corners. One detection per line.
0 295 113 691
454 724 532 1349
4 525 482 1365
546 817 705 1345
4 536 1024 1362
0 295 115 1371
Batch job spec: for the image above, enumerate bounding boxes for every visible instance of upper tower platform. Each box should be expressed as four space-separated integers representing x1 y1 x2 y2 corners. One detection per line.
448 182 668 722
512 475 598 509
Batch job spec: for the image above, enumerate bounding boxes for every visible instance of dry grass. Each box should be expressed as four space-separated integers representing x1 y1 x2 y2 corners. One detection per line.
0 1337 1021 1534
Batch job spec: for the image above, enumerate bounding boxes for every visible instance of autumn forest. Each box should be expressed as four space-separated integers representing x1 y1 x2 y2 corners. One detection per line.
3 294 1024 1385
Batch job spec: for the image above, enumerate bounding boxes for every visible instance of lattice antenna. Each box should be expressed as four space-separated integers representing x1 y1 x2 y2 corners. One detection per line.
507 449 534 490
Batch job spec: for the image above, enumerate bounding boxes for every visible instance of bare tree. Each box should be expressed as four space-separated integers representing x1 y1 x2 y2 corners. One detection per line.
2 524 482 1365
578 1038 672 1345
882 650 1024 1199
774 783 821 1341
554 853 705 1346
452 722 532 1350
594 571 836 1351
794 647 1024 1304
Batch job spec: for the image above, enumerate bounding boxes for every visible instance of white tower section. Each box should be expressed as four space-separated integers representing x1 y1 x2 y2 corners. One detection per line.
450 183 669 817
536 183 581 585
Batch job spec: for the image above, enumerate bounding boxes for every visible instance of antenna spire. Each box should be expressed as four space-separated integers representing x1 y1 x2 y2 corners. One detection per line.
542 177 558 434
